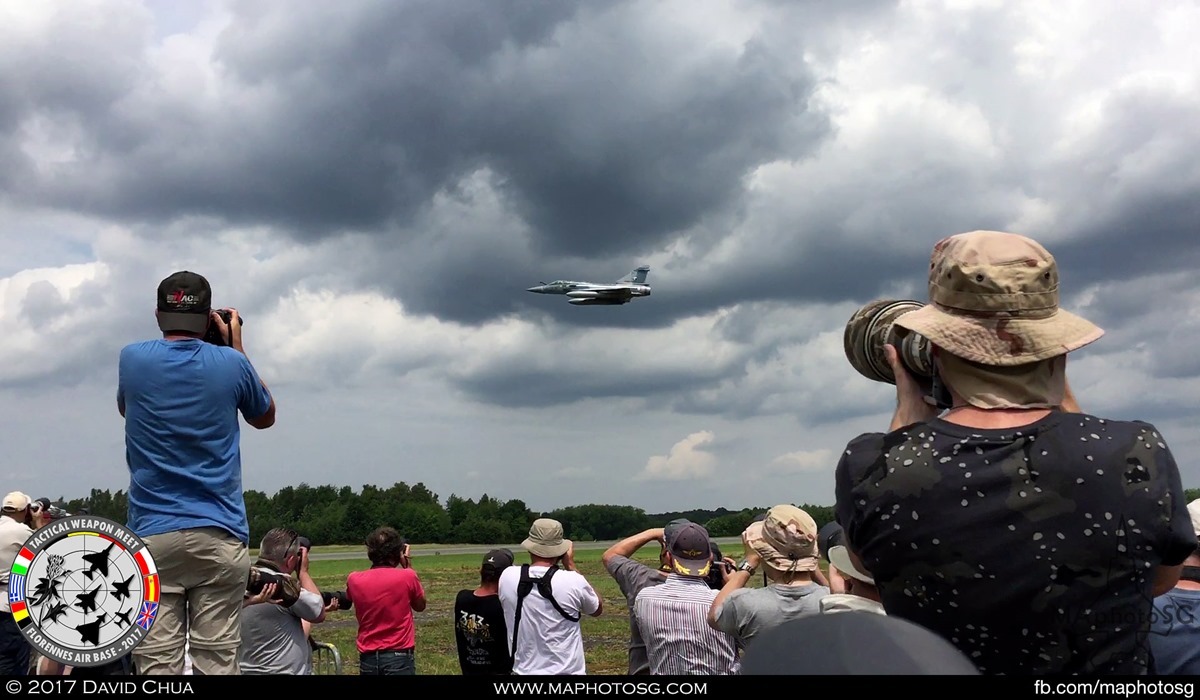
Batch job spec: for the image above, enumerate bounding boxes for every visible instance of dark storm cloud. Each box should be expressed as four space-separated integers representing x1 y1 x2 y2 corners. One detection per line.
4 0 828 266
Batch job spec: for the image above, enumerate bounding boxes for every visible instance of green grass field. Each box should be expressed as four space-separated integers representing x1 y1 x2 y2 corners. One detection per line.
303 547 782 675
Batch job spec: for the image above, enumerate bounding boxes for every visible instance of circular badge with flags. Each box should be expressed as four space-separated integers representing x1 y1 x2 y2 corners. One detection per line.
8 515 159 667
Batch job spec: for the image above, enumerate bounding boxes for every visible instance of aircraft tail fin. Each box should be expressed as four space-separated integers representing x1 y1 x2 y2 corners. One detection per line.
619 266 650 284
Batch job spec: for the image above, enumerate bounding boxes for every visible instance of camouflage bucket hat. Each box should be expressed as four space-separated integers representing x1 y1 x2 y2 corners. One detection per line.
893 231 1104 365
746 505 819 573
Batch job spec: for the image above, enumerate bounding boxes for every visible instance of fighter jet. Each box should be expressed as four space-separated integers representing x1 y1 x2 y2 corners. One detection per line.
526 266 651 306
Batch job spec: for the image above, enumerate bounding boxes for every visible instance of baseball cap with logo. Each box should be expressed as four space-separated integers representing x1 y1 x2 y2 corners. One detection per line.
481 548 514 576
2 492 30 512
522 518 571 559
157 271 213 335
893 231 1104 366
746 504 819 573
667 522 712 577
663 518 692 543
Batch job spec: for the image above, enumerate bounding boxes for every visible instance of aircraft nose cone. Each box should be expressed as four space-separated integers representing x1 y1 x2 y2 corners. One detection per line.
527 285 545 293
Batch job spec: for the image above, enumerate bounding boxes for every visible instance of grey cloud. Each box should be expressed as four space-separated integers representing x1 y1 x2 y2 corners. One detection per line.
6 0 828 265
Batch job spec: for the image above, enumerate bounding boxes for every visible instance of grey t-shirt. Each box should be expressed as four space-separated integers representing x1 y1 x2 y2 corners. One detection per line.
713 583 829 647
605 555 667 675
239 576 324 675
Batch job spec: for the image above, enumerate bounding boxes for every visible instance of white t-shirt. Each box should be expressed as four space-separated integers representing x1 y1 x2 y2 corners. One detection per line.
498 564 600 675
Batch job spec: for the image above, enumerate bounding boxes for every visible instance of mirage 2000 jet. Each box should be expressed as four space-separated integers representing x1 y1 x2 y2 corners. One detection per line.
526 266 650 305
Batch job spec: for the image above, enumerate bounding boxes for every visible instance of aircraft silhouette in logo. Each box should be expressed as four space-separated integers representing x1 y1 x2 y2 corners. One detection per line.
76 614 106 646
114 608 132 628
111 574 134 601
74 586 101 614
82 543 115 581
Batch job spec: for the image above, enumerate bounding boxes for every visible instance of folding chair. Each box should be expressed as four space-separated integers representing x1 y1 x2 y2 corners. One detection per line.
310 638 343 675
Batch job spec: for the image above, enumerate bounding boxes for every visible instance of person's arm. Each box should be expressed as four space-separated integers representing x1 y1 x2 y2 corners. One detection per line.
602 528 665 568
811 566 829 588
410 572 427 613
1152 436 1198 596
216 309 276 429
296 549 325 627
562 544 602 617
709 549 760 630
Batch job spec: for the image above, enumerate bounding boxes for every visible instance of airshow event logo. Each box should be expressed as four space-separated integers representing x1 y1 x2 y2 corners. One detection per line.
9 515 159 666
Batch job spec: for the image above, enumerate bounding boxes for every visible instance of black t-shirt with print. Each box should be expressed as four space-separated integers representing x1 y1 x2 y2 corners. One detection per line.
454 589 512 675
835 411 1196 675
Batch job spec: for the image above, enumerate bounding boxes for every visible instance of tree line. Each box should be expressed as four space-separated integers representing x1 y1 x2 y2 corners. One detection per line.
54 483 840 547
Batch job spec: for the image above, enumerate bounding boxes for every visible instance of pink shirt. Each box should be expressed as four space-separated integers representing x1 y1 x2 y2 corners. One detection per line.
347 565 425 652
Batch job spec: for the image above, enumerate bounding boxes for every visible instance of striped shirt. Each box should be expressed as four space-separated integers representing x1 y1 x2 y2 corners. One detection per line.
633 574 738 675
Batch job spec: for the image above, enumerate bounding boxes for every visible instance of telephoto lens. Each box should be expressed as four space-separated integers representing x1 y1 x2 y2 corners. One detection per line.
843 299 934 385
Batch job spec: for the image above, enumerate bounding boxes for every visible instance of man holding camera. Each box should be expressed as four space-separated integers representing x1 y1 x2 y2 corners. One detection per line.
239 529 326 674
708 505 829 648
499 519 602 675
346 527 426 675
602 519 734 675
834 231 1196 674
118 271 276 675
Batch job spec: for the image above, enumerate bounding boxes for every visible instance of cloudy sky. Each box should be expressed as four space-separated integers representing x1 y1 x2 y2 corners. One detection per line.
2 0 1198 515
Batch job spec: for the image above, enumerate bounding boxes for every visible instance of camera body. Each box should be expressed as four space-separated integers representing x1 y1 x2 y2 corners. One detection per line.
201 308 243 346
322 590 353 611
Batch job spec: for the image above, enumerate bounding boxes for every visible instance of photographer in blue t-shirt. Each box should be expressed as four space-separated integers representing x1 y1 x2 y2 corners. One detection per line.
117 271 275 676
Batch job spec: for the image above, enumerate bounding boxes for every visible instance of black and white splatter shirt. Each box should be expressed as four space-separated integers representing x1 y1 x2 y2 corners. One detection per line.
835 411 1196 675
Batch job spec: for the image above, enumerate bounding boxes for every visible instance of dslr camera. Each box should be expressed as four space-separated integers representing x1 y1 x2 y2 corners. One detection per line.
202 308 243 346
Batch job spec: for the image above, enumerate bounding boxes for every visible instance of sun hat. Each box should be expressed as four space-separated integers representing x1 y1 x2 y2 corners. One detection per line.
893 231 1103 365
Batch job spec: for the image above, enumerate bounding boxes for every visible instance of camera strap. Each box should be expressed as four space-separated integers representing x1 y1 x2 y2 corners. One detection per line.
510 565 579 659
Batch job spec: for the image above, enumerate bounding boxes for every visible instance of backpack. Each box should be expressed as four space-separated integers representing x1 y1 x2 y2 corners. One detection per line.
510 565 580 659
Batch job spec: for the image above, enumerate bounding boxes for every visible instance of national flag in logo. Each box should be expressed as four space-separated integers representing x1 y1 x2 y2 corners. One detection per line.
143 575 159 603
8 574 24 603
134 550 157 578
136 601 158 631
11 549 33 577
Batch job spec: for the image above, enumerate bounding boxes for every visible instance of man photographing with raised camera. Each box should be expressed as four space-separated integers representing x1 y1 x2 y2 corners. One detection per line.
834 231 1195 675
240 529 327 674
118 270 276 675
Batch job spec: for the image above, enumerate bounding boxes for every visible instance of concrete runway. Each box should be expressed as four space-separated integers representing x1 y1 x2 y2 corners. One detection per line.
307 536 743 562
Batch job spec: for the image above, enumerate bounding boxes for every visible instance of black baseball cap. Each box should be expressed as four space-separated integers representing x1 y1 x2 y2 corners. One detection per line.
157 271 212 334
818 522 845 561
667 522 712 577
481 548 514 576
740 613 980 675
